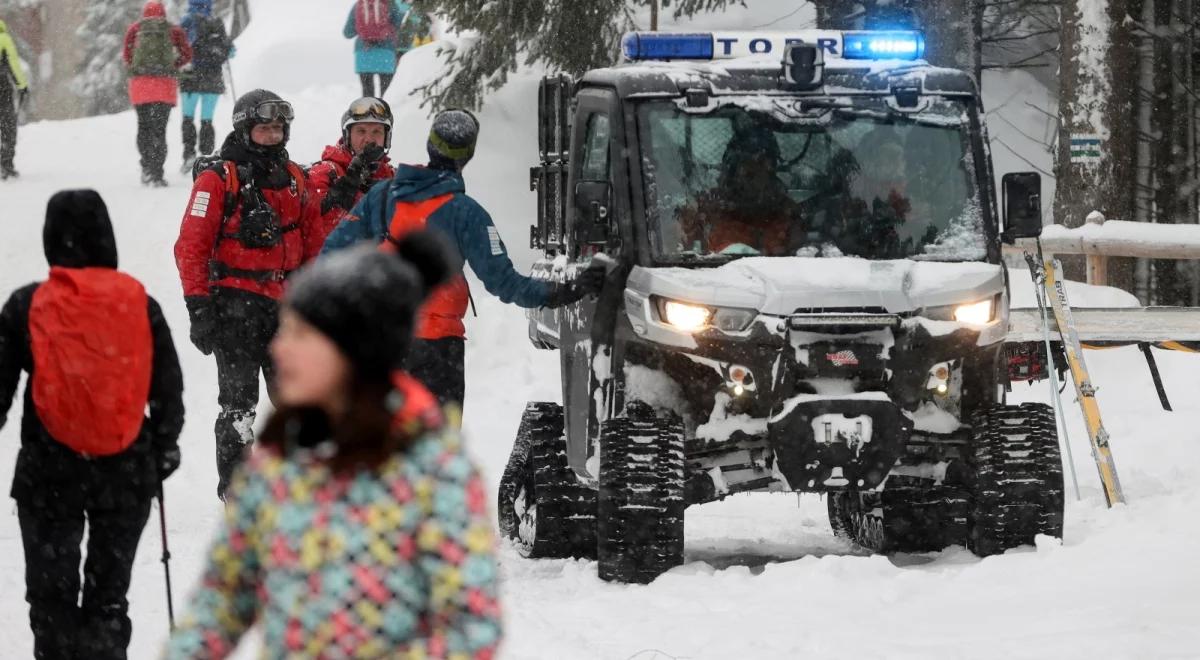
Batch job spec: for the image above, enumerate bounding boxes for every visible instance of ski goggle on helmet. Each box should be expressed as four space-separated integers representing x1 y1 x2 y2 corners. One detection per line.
342 97 394 149
232 100 295 129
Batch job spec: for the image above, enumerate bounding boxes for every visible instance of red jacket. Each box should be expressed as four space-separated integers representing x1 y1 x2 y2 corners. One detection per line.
306 141 396 254
175 164 324 300
123 3 191 106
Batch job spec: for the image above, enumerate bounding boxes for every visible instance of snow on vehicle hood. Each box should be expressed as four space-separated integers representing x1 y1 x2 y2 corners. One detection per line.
628 257 1003 315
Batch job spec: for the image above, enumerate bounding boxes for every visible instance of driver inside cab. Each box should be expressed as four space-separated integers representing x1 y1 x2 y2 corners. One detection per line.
678 129 803 256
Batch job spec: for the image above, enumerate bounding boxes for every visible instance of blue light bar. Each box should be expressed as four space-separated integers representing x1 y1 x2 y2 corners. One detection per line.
842 31 925 60
622 32 714 61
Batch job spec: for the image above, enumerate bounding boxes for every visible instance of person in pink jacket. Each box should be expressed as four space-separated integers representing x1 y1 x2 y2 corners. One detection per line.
123 1 191 187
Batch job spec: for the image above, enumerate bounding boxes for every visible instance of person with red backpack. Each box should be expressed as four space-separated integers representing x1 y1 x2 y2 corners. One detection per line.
124 1 192 187
306 96 396 250
175 88 323 500
344 0 412 97
0 190 185 659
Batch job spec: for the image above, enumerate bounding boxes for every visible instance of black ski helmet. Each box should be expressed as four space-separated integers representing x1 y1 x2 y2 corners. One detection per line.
232 89 294 148
341 97 394 150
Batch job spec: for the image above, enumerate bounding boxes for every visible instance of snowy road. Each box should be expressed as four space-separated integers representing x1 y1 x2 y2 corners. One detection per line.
0 1 1197 658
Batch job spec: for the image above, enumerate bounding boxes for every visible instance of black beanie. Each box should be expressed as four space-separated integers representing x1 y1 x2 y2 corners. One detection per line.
285 231 460 382
43 189 118 269
426 109 479 170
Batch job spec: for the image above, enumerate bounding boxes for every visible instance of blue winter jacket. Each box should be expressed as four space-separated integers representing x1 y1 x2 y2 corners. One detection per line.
322 164 551 310
344 0 410 74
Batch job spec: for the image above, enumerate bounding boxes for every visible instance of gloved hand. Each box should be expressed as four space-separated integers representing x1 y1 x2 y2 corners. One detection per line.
324 144 387 214
18 88 28 109
345 143 387 191
185 296 218 356
156 446 181 481
543 261 607 308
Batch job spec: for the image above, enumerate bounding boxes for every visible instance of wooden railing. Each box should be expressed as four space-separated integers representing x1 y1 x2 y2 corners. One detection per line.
1002 211 1200 286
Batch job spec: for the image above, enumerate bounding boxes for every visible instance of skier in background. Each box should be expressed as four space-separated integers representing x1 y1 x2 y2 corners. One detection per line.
322 109 605 410
0 190 184 659
178 0 234 172
0 18 29 180
306 96 397 250
165 232 502 659
123 1 192 186
175 89 323 500
344 0 412 97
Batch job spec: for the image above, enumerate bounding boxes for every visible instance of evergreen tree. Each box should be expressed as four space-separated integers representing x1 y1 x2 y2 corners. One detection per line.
414 0 733 110
71 0 146 116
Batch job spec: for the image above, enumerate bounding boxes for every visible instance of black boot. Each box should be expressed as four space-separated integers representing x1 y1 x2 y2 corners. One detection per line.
181 119 197 173
199 120 216 156
215 408 256 500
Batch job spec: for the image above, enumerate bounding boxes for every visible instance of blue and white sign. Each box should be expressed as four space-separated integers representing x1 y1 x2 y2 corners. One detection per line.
1070 134 1102 164
621 30 927 63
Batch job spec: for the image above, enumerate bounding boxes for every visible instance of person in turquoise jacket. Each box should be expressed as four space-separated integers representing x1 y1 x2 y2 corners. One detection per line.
345 0 414 97
322 109 603 408
165 232 503 658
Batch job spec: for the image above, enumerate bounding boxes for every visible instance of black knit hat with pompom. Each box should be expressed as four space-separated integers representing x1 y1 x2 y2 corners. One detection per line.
285 231 459 382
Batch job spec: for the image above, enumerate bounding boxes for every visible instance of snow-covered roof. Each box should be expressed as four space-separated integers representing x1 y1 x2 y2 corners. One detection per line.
579 58 977 100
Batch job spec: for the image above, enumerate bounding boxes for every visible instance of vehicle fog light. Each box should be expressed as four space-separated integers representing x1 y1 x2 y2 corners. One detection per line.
926 361 952 396
727 364 755 396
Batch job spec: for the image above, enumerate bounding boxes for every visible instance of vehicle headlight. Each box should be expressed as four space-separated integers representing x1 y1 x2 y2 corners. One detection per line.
660 300 712 331
712 308 757 333
655 298 757 333
923 296 999 327
952 299 995 326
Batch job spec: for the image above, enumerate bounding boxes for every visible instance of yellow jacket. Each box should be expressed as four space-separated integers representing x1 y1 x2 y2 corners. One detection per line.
0 19 29 90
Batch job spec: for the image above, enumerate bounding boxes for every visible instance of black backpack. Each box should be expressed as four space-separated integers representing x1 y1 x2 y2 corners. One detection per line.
191 16 230 70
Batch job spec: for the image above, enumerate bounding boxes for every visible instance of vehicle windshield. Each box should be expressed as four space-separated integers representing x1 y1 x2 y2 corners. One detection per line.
637 97 986 263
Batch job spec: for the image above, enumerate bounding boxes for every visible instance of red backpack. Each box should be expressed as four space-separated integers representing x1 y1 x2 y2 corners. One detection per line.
29 268 153 457
355 0 398 44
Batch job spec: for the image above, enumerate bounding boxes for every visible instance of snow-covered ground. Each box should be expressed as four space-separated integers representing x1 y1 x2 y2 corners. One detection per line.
0 2 1197 658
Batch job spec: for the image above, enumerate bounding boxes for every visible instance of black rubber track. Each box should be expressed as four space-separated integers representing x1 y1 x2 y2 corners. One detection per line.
597 401 686 583
967 402 1065 556
498 402 596 559
828 478 970 553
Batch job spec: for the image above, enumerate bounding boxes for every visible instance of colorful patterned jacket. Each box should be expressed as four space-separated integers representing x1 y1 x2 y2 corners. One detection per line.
164 375 502 659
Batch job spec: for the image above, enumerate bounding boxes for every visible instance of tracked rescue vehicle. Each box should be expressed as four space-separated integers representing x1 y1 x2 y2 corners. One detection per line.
498 29 1061 583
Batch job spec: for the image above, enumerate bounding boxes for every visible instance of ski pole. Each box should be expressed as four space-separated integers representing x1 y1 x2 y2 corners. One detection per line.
225 61 237 101
158 486 176 630
1026 250 1082 501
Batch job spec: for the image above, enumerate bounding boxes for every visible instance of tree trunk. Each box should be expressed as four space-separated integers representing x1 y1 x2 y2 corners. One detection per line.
1100 0 1141 294
1054 0 1117 281
914 0 983 82
817 0 863 29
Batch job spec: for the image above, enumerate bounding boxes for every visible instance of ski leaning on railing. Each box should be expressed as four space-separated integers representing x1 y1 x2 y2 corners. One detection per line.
1027 255 1126 507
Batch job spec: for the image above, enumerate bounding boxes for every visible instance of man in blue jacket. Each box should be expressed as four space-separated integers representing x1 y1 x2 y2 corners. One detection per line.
322 109 602 408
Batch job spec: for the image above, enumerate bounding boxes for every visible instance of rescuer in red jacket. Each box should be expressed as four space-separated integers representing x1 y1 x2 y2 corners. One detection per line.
305 96 397 253
174 88 322 499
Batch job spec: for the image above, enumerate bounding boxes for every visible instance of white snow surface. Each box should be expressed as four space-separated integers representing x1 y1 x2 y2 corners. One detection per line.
0 2 1197 659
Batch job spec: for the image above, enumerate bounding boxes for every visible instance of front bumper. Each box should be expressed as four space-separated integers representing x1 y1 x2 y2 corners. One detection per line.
768 395 912 491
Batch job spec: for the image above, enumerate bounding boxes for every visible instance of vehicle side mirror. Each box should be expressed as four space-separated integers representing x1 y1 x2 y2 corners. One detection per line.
575 181 613 245
1002 172 1042 242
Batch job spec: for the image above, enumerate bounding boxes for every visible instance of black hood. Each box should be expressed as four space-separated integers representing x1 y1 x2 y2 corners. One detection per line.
43 190 118 269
